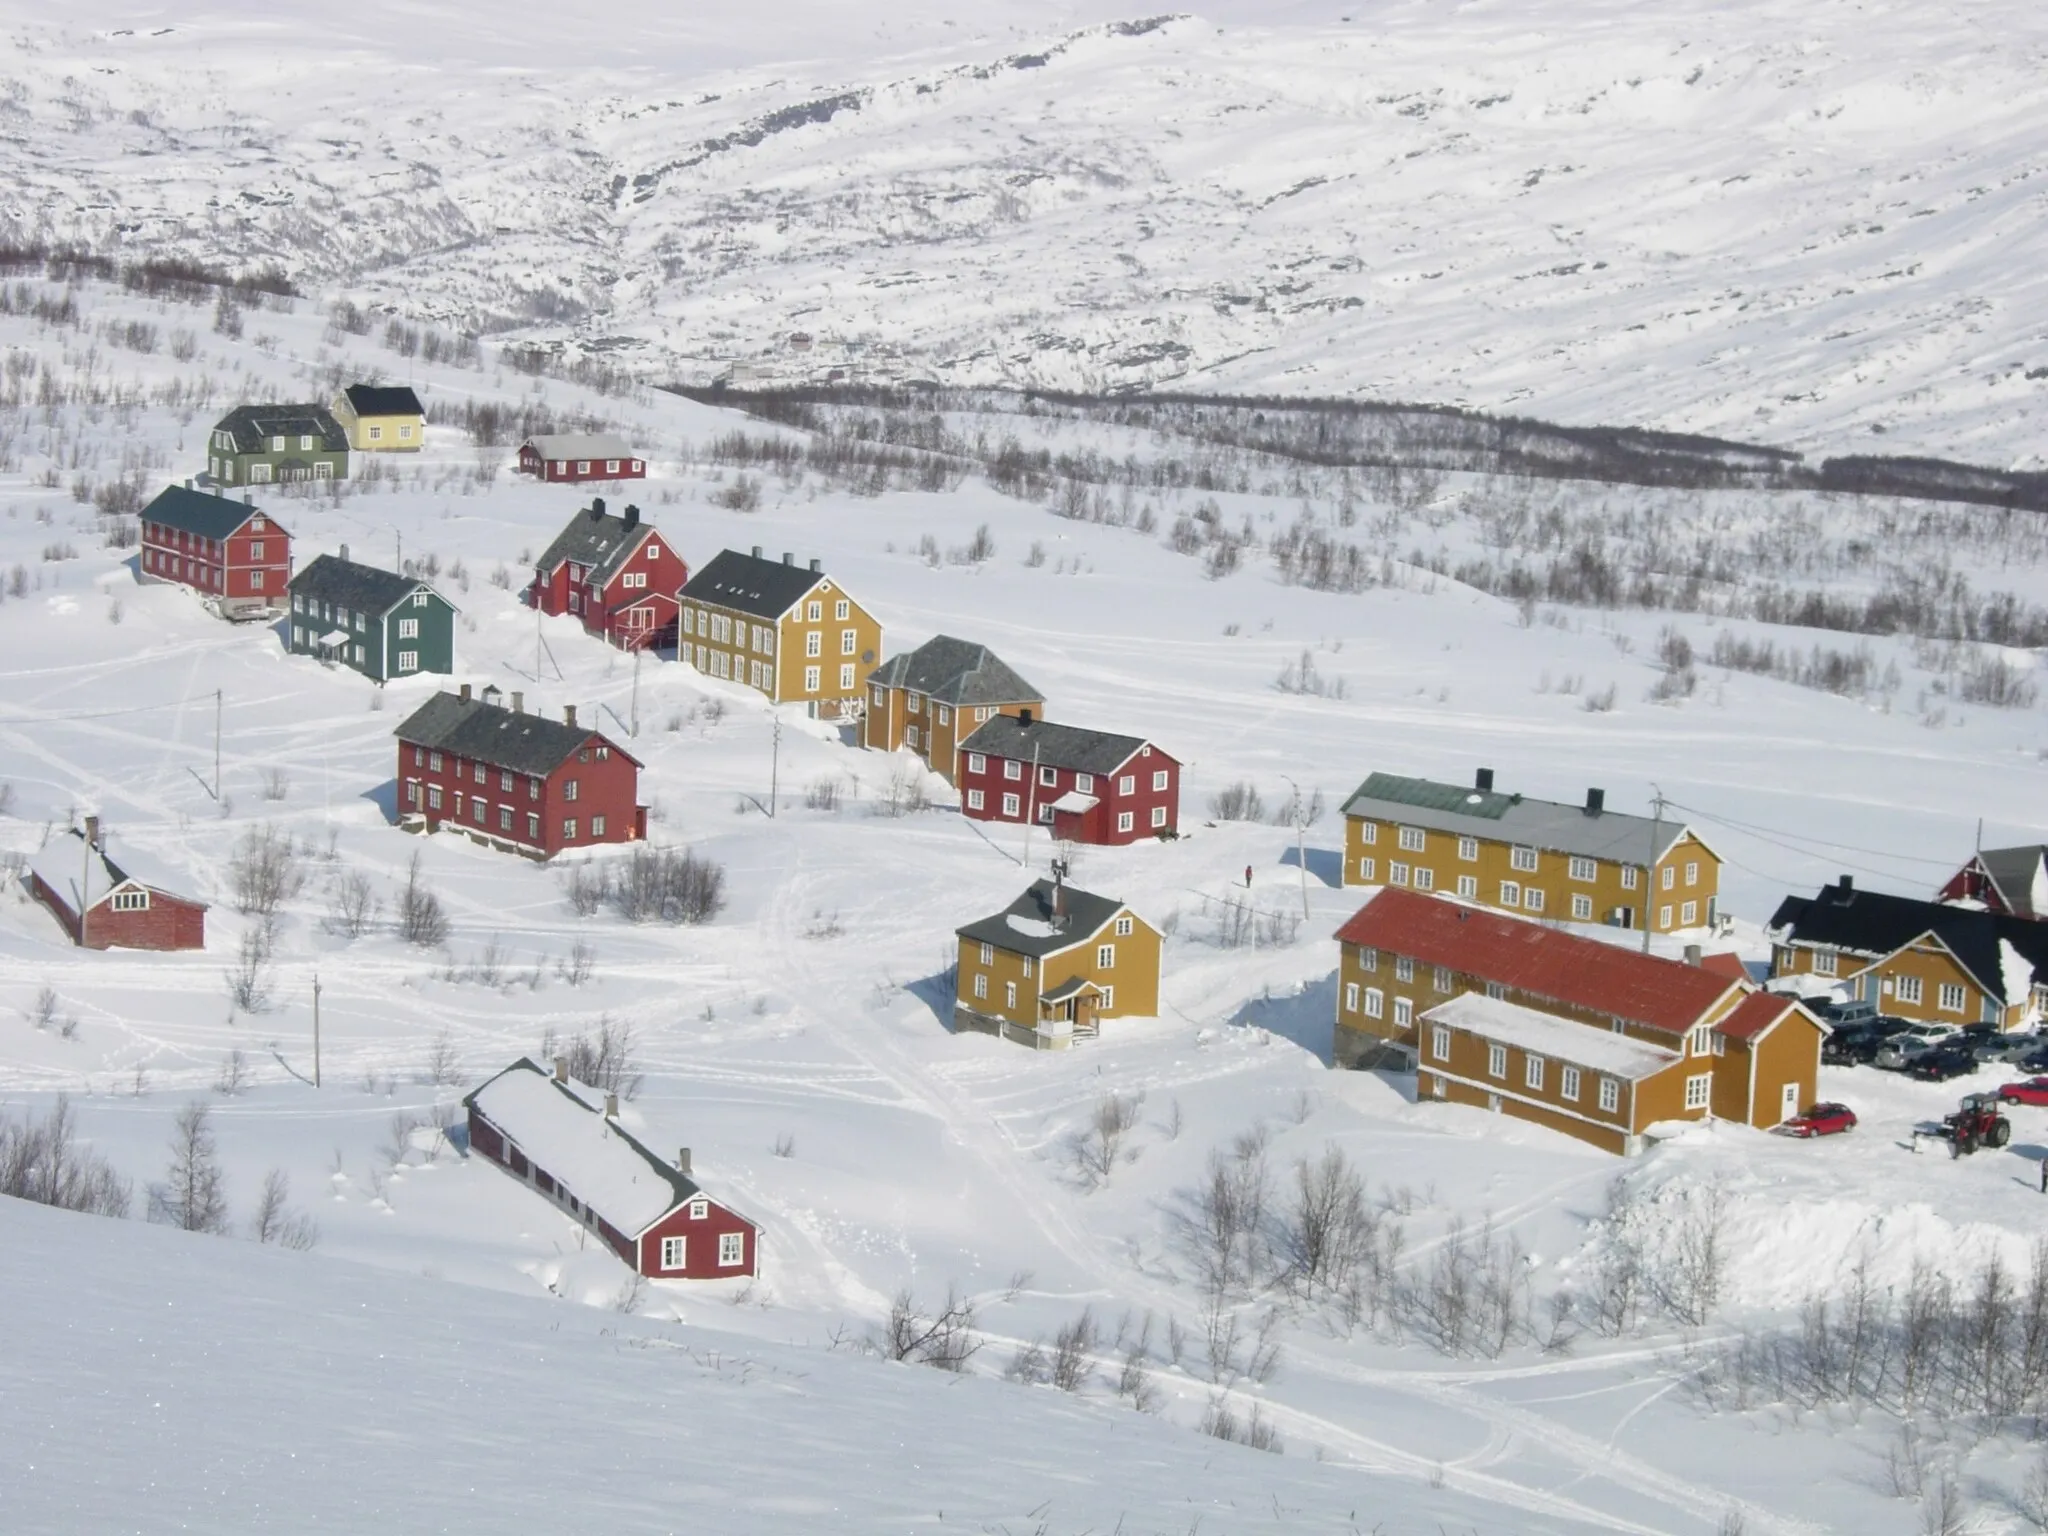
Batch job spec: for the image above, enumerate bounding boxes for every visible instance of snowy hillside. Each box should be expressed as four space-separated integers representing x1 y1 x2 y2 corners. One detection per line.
8 1 2048 460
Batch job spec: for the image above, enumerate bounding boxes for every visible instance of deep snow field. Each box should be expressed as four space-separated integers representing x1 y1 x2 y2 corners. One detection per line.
3 276 2048 1527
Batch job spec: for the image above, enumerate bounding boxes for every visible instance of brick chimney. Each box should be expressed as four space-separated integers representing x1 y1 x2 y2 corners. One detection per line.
459 683 472 703
677 1148 692 1176
84 815 100 849
564 704 577 728
511 691 524 714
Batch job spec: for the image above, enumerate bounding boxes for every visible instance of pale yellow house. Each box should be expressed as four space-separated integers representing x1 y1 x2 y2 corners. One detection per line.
954 878 1162 1049
678 547 882 719
332 384 425 453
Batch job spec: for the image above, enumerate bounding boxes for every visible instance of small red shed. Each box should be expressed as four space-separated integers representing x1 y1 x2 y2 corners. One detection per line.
463 1057 759 1282
139 483 291 620
393 684 646 859
517 434 646 485
530 500 687 650
955 713 1181 845
27 819 208 951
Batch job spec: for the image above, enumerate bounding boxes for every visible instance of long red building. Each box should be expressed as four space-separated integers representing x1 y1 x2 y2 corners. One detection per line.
393 684 645 859
955 713 1180 845
139 483 291 619
529 500 686 650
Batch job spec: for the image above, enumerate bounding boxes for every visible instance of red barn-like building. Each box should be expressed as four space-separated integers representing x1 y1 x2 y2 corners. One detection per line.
530 500 686 650
27 820 207 951
139 484 291 619
464 1057 759 1281
517 433 646 484
393 684 646 859
955 713 1181 845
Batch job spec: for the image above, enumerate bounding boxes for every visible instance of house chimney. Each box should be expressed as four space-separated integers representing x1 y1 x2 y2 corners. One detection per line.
782 551 794 565
677 1148 692 1176
553 1056 568 1083
590 497 606 521
84 815 100 849
1475 767 1495 792
459 682 472 703
564 704 578 728
1684 944 1702 967
809 557 821 573
242 492 252 506
339 543 349 564
752 545 763 559
604 1092 618 1119
1019 707 1035 726
623 504 640 529
1838 874 1854 895
1585 787 1605 816
511 691 524 714
184 476 192 490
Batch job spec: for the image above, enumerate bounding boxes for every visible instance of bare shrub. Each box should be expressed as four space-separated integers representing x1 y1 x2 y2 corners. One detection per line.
1208 780 1266 821
250 1169 318 1249
773 1132 796 1159
539 1016 643 1101
324 869 379 939
0 1095 132 1216
1581 682 1619 713
558 939 596 987
880 1285 981 1371
149 1101 230 1233
225 930 274 1013
1280 1145 1372 1300
426 1030 462 1087
213 1047 250 1096
803 776 842 812
563 860 611 916
712 474 763 511
1050 1309 1096 1392
1200 1397 1282 1453
228 823 304 917
398 851 450 946
875 761 931 818
611 846 725 924
259 767 289 802
1958 652 2038 708
1073 1093 1142 1185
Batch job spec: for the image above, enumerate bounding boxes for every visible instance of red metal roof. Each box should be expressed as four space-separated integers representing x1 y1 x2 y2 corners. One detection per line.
1698 951 1750 981
1332 888 1740 1036
1711 991 1814 1042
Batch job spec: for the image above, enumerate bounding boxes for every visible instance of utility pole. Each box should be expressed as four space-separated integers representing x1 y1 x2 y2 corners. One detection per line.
1282 774 1311 921
311 972 322 1089
214 689 222 802
1644 785 1665 954
768 714 781 818
1021 740 1043 867
631 648 641 738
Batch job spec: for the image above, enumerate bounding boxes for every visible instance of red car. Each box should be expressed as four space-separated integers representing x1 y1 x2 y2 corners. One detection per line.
1998 1077 2048 1107
1779 1102 1858 1138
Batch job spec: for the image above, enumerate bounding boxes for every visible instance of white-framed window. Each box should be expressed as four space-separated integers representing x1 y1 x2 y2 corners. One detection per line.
979 942 994 965
250 541 265 561
399 424 413 440
1005 980 1017 1008
1398 825 1426 852
973 973 988 1000
1510 845 1538 873
527 812 539 840
606 460 620 474
1560 1066 1581 1101
1524 888 1546 914
1525 1056 1544 1092
1681 901 1698 926
398 618 419 639
563 818 578 840
660 1236 685 1269
1598 1077 1620 1113
937 706 951 726
1002 793 1020 817
299 433 314 451
1939 982 1966 1013
1622 866 1640 890
1119 774 1135 795
1394 955 1415 982
1393 997 1413 1027
1433 966 1453 993
1389 861 1410 886
719 1232 745 1267
1690 1025 1712 1055
840 664 855 690
1359 947 1378 972
805 666 821 692
1004 760 1022 781
591 815 606 837
1500 881 1521 907
1684 1073 1711 1111
1097 944 1116 969
1685 861 1700 886
1659 905 1673 929
967 753 986 774
1358 856 1376 881
1813 950 1838 976
1364 988 1384 1019
1414 868 1435 891
412 591 428 608
563 780 580 803
1345 982 1360 1012
1150 806 1167 828
1431 1025 1451 1059
1487 1043 1507 1079
1457 875 1477 899
110 889 150 912
1661 865 1676 890
1568 856 1596 881
1895 974 1924 1005
397 651 418 673
1115 916 1133 936
967 789 985 810
841 629 857 656
1458 835 1478 861
1075 773 1095 794
806 631 822 657
1039 765 1058 787
1571 894 1593 920
1099 984 1115 1009
1360 822 1378 845
807 600 822 622
835 599 849 620
688 1198 708 1221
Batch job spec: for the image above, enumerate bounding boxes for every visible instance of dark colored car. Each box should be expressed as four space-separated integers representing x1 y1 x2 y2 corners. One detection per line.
1823 1019 1908 1067
1998 1077 2048 1107
1778 1102 1858 1137
1975 1031 2048 1065
1906 1045 1978 1083
1818 998 1879 1027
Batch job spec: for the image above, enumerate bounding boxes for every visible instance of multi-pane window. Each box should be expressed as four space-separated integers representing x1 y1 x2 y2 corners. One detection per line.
1359 856 1377 881
1393 997 1413 1027
1568 856 1596 881
1431 1025 1451 1059
1560 1066 1581 1101
1389 861 1410 886
807 601 822 622
1814 950 1838 976
1939 982 1966 1013
1150 806 1167 828
1414 868 1435 891
1510 846 1538 873
1097 944 1116 969
1690 1025 1712 1056
1622 867 1640 890
805 631 822 657
1895 975 1924 1005
1500 881 1521 907
1525 1056 1545 1092
1598 1078 1620 1113
1394 956 1415 982
1681 901 1698 926
1458 836 1478 861
973 973 988 999
966 789 985 810
1004 760 1023 781
1487 1043 1507 1079
563 818 578 840
719 1232 745 1267
1524 888 1546 914
1457 875 1478 899
1661 865 1676 890
1685 861 1699 886
1364 988 1384 1019
1345 982 1360 1012
1115 916 1133 936
111 890 149 912
1151 770 1168 791
591 815 606 837
1398 825 1426 852
835 599 850 620
1360 822 1378 845
1684 1074 1711 1111
1359 947 1378 972
1433 966 1453 994
661 1237 685 1269
842 630 857 656
1002 794 1020 817
1571 894 1593 920
980 943 994 965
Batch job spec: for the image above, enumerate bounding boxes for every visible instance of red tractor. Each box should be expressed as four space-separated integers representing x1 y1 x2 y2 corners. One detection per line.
1936 1093 2012 1156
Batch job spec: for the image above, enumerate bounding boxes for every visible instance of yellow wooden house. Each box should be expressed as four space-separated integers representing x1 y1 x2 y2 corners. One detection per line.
863 635 1043 785
953 878 1162 1049
332 384 426 453
1341 768 1721 935
678 547 882 719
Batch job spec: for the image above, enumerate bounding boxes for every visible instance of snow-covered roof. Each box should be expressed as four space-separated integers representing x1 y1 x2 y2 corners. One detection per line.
524 433 634 461
26 828 200 914
1048 790 1099 813
1421 992 1681 1080
465 1060 696 1238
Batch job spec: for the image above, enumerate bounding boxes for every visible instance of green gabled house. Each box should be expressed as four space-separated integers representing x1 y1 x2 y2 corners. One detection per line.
207 403 350 488
286 548 456 682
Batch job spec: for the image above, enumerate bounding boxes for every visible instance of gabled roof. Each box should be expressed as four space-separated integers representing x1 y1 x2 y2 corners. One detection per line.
867 636 1041 708
213 403 348 454
956 879 1127 959
463 1059 698 1237
956 715 1158 777
1698 952 1753 982
289 554 446 618
340 384 423 418
524 432 635 461
1421 992 1681 1080
681 548 826 622
1333 887 1740 1037
140 484 278 543
1968 845 2048 920
27 827 202 914
1713 991 1823 1043
393 691 641 777
1340 772 1699 868
533 504 655 589
1770 880 2048 1005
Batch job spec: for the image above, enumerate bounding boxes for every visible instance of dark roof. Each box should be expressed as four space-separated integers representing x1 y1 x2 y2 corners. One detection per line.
213 403 348 454
289 554 445 617
956 714 1156 776
1341 771 1696 867
1770 880 2048 1005
140 484 276 542
867 635 1041 707
680 548 825 621
957 879 1128 958
533 504 654 587
393 690 641 776
1974 846 2048 920
341 384 423 417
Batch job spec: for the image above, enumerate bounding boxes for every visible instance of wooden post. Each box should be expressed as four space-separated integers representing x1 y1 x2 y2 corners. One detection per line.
312 972 322 1089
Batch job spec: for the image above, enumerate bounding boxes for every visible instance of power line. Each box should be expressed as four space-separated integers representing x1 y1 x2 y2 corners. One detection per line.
1663 799 1951 887
0 698 203 724
1663 798 1961 870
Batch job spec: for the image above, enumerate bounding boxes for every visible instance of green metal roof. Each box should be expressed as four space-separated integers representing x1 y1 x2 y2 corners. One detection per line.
1348 771 1515 821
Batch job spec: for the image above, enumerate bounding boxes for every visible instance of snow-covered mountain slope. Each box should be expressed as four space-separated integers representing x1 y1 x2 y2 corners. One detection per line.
8 2 2048 462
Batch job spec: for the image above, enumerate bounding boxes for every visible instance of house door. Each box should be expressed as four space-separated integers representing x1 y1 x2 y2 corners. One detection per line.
1780 1082 1800 1121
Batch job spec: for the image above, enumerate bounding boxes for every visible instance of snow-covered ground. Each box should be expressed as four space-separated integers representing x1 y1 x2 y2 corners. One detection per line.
6 1 2048 460
5 158 2048 1534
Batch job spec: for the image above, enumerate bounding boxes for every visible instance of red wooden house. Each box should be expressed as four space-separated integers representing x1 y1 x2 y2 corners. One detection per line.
139 483 291 619
1940 845 2048 921
27 818 207 951
464 1057 759 1281
393 684 646 859
517 433 646 484
529 500 686 650
954 712 1181 845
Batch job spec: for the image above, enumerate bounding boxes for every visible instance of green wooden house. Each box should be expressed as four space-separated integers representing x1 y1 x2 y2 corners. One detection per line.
286 548 456 682
208 403 350 488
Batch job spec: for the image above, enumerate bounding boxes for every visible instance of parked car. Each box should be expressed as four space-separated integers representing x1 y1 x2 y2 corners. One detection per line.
1823 1020 1906 1067
1905 1045 1978 1083
1778 1102 1858 1137
2019 1047 2048 1075
1997 1077 2048 1107
1972 1030 2046 1065
1874 1023 1964 1070
1817 998 1878 1027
